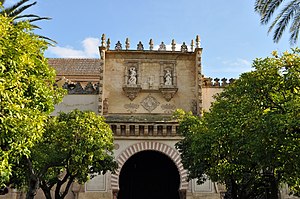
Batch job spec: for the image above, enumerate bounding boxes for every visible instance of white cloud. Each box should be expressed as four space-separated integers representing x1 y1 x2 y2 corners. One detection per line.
222 58 251 68
82 37 100 56
48 37 100 58
218 58 252 74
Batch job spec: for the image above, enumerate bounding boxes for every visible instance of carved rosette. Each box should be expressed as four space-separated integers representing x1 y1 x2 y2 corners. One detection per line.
122 85 141 101
159 86 178 102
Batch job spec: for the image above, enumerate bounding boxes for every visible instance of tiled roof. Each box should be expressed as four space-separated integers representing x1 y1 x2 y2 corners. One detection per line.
48 58 103 76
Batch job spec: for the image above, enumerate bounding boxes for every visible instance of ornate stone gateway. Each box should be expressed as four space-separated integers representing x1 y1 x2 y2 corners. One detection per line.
48 35 225 199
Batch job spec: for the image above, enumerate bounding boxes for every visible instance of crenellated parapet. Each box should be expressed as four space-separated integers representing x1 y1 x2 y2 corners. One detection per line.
99 33 201 56
61 81 100 94
202 77 235 88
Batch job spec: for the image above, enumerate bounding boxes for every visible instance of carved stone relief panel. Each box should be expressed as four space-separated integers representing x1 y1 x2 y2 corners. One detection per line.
140 94 160 112
124 103 139 113
122 60 178 102
139 62 160 90
161 103 176 114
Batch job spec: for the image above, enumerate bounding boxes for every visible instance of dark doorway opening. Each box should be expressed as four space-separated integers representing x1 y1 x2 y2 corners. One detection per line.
118 150 180 199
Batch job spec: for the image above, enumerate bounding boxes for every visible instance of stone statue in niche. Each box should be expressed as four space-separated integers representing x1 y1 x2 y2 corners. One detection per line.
128 67 137 85
164 69 172 86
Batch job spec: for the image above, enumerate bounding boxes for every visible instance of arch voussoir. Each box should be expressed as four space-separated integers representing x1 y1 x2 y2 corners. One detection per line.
111 141 188 190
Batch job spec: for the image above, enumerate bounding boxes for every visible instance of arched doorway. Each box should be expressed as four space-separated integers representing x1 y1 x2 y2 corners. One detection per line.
118 150 180 199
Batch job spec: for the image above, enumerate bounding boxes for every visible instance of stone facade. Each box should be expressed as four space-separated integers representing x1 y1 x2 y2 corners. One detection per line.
1 36 294 199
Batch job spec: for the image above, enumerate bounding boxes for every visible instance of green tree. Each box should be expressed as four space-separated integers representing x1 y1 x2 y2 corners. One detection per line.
0 0 50 23
176 49 300 198
255 0 300 44
12 110 117 199
0 15 65 189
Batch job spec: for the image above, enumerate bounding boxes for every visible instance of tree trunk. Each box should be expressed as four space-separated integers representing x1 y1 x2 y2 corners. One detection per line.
268 175 279 199
55 176 74 199
224 178 241 199
26 177 39 199
41 185 52 199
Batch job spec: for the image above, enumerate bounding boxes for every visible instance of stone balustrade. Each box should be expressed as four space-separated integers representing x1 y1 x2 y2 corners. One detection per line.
109 123 179 137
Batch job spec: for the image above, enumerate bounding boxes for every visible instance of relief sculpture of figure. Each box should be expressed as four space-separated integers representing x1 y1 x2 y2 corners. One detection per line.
164 69 172 86
128 67 137 85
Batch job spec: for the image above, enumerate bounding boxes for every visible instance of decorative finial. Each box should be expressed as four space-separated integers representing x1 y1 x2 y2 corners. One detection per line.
101 34 106 47
137 41 144 50
191 39 194 51
149 39 154 51
125 38 130 50
171 39 176 51
181 42 188 52
107 38 111 50
196 35 200 48
158 42 166 51
115 41 122 50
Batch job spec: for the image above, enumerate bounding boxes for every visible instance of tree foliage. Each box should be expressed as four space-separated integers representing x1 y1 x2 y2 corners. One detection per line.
0 0 55 44
255 0 300 44
0 0 50 24
0 15 65 188
12 110 117 199
176 49 300 198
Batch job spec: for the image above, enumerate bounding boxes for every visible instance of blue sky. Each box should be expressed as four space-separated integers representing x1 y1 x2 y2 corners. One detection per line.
5 0 293 78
